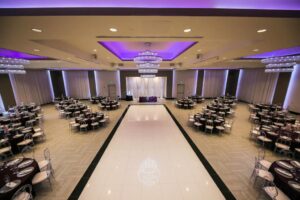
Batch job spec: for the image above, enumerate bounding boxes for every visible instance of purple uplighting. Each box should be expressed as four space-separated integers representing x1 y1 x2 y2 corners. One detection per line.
242 46 300 59
0 48 48 60
98 41 197 61
0 0 299 10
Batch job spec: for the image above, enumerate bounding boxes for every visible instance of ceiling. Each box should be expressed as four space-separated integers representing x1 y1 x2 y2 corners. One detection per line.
0 0 299 10
0 15 299 70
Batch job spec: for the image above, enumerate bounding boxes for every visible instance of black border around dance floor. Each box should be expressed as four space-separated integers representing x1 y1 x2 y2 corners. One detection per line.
68 104 236 200
164 105 236 200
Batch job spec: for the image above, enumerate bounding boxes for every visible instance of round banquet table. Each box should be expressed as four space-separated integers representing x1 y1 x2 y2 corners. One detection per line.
0 158 39 199
269 160 300 200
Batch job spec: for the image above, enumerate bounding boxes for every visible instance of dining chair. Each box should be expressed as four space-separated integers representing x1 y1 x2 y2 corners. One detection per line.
17 133 34 152
38 148 54 176
0 140 13 160
21 145 35 159
11 184 33 200
259 181 290 200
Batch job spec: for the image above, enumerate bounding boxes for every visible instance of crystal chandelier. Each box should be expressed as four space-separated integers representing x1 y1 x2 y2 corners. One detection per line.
134 42 162 74
262 55 299 73
0 57 29 74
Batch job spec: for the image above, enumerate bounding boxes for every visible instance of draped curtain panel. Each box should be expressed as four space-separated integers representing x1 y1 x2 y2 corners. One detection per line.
126 77 167 98
284 65 300 113
95 71 121 97
64 70 90 99
172 70 198 98
10 70 52 105
202 70 227 98
237 69 279 104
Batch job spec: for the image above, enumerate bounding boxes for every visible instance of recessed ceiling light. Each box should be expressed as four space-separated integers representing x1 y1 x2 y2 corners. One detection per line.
32 28 42 33
197 49 202 52
33 49 40 52
253 49 259 52
184 28 191 33
93 49 97 52
109 28 117 32
257 29 267 33
67 57 71 60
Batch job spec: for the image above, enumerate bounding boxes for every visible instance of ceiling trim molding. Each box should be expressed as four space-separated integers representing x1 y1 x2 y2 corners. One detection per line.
0 8 299 17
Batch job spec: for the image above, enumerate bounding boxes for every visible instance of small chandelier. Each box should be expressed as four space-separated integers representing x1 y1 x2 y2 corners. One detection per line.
0 57 29 74
134 42 162 74
262 55 299 73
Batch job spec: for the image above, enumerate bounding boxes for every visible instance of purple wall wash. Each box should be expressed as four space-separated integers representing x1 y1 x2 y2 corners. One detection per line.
242 46 300 59
0 0 299 10
0 48 48 60
98 41 197 61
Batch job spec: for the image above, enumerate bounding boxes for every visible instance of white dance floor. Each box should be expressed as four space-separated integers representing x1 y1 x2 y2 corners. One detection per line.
79 105 225 200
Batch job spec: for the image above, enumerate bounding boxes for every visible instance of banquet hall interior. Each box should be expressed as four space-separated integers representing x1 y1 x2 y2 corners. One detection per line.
0 1 300 200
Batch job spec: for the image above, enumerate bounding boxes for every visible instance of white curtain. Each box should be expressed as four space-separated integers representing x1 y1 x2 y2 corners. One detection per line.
10 70 52 105
173 70 198 98
284 65 300 112
202 70 227 98
126 77 167 98
237 69 279 104
64 71 90 99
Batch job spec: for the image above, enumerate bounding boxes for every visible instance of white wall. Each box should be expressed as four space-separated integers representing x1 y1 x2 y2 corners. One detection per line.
172 69 198 98
95 70 121 97
284 65 300 113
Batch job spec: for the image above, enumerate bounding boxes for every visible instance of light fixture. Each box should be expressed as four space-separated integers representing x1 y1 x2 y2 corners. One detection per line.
257 29 267 33
32 28 42 33
197 49 202 52
134 42 162 75
0 57 29 74
262 55 299 73
33 49 40 52
184 28 191 33
253 49 259 52
138 68 158 74
141 74 156 78
109 28 118 32
93 49 97 52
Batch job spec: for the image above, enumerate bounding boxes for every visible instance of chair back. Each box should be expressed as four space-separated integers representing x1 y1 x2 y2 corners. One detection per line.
21 145 34 158
44 148 51 161
24 133 32 140
0 139 10 148
11 184 32 200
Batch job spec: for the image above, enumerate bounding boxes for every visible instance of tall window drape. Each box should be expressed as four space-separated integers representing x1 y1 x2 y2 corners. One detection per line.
10 70 52 105
126 77 167 98
202 70 227 98
237 69 279 104
64 71 90 99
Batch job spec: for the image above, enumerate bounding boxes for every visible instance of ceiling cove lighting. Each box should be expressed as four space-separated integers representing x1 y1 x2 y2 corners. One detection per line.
32 28 42 33
257 29 267 33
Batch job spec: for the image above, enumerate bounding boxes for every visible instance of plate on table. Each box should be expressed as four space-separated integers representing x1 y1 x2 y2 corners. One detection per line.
0 180 21 193
290 160 300 168
17 167 34 177
288 181 300 192
18 159 34 168
276 161 294 170
274 167 293 179
6 158 23 167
